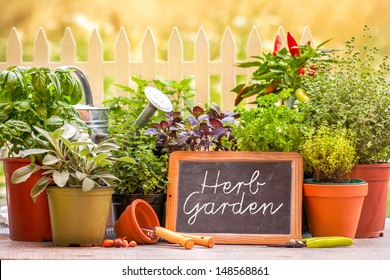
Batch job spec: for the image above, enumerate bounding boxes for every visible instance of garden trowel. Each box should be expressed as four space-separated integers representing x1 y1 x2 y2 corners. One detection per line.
141 226 215 249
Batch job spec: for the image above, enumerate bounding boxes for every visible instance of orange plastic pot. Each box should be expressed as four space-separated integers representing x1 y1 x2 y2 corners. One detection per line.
114 199 160 244
1 157 52 242
303 179 368 239
349 163 390 238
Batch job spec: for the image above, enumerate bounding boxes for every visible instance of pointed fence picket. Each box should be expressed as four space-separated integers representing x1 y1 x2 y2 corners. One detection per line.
0 26 313 111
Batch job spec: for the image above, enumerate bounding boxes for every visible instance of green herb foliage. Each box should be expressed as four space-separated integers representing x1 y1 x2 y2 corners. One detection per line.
300 125 358 182
233 91 307 152
103 76 195 195
0 66 86 156
301 26 390 163
111 143 168 195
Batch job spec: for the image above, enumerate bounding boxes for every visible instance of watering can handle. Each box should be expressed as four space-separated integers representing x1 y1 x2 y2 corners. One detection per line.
58 66 94 107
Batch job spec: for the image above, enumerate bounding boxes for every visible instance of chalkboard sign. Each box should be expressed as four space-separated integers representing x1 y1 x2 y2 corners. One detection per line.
165 151 303 245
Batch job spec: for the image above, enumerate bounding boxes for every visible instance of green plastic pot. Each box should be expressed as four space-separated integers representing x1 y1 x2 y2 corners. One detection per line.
46 186 113 246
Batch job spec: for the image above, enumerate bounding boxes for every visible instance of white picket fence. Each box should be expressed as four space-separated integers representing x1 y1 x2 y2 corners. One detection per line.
0 26 313 111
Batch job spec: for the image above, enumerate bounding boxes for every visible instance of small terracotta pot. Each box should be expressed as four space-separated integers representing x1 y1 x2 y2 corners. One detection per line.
114 199 160 244
111 193 166 226
303 179 368 239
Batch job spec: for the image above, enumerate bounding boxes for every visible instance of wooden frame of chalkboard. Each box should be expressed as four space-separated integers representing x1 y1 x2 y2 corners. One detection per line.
165 151 303 245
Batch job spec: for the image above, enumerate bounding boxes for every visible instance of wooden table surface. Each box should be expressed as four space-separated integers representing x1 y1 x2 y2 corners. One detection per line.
1 221 390 260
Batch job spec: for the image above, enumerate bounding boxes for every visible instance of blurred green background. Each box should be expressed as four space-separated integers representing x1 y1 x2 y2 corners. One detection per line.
0 0 389 214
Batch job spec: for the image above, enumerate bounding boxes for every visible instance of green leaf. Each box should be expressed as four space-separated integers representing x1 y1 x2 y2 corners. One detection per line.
30 176 52 203
45 116 64 127
33 126 54 145
99 172 119 180
70 141 95 147
82 177 96 192
117 156 135 163
236 61 262 68
20 148 49 158
42 154 60 165
93 153 109 164
11 163 42 184
61 123 77 139
53 170 69 187
70 80 82 105
75 171 87 181
97 159 112 166
36 104 47 120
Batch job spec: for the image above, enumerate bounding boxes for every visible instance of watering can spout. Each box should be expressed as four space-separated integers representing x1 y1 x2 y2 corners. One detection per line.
133 87 173 129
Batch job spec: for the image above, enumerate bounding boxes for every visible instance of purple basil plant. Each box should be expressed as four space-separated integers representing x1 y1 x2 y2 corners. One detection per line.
145 103 240 154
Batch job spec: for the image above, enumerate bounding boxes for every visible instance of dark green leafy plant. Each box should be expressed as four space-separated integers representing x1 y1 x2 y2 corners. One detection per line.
103 76 195 195
111 142 168 195
0 66 86 156
153 77 195 110
301 26 390 163
300 124 358 183
232 91 307 152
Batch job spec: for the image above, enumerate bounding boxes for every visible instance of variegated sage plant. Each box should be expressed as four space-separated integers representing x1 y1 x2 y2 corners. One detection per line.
11 123 134 202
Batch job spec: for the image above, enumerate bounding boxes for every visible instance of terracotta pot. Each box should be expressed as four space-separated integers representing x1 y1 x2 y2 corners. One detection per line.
349 163 390 238
46 186 113 246
1 157 52 241
114 199 160 244
303 179 368 239
111 193 166 226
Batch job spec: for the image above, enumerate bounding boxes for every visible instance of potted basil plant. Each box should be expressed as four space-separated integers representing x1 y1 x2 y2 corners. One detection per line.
11 123 133 246
0 66 87 242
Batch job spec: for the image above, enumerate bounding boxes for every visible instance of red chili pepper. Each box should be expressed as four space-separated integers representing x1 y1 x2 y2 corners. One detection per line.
287 32 300 57
273 34 283 56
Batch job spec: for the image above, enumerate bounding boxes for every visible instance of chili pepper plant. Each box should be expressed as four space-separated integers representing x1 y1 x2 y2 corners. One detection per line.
232 32 336 108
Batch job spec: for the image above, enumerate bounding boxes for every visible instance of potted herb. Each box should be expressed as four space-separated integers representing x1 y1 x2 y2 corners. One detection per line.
0 66 87 242
300 27 390 237
300 124 368 239
11 123 133 246
104 76 195 225
0 66 86 155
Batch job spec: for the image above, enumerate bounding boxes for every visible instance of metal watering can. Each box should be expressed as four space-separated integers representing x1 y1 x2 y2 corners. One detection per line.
61 66 109 143
64 67 173 143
